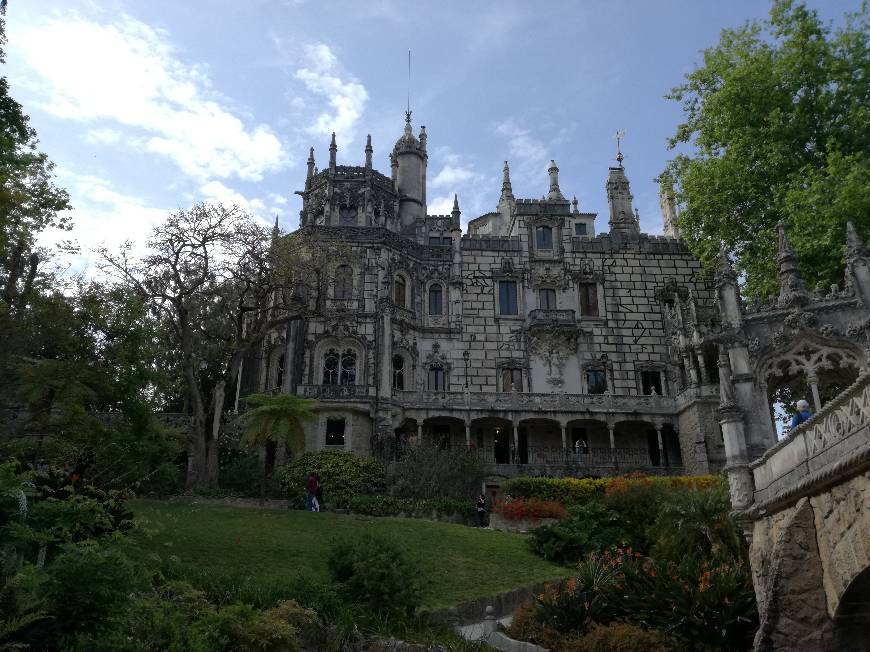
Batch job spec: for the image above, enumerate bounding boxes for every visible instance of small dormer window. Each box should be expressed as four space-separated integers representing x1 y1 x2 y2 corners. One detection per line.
535 225 553 250
574 222 587 236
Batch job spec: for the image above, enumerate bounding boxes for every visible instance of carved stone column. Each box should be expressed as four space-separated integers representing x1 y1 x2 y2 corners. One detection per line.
465 421 471 447
654 422 666 467
378 299 394 398
807 371 822 412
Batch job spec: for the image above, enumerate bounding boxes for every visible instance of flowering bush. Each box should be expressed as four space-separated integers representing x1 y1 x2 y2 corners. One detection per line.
494 497 568 521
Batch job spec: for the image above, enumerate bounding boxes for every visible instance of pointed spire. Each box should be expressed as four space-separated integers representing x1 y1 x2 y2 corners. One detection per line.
328 132 337 171
659 179 680 238
306 147 315 179
365 134 373 170
452 193 460 212
404 110 413 137
451 193 461 230
547 160 564 200
776 222 809 308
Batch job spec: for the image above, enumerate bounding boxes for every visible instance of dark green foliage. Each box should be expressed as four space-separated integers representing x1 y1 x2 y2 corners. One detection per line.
333 493 475 519
661 0 870 300
387 444 486 500
327 533 421 618
529 503 634 565
218 451 264 497
280 450 385 498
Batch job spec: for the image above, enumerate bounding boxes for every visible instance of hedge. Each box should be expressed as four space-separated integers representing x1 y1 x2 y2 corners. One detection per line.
500 474 719 507
279 451 385 498
331 494 476 519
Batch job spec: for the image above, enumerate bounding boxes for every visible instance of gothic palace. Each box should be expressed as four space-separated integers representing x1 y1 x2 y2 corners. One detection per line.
240 113 730 478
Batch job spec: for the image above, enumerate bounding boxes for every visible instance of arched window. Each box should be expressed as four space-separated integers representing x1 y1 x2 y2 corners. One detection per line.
275 353 285 388
335 265 353 299
535 225 553 250
427 364 446 391
428 283 443 315
392 355 405 391
322 349 340 385
340 349 357 386
394 275 407 308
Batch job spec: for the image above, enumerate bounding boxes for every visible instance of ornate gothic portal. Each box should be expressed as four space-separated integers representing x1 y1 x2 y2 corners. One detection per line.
716 222 870 650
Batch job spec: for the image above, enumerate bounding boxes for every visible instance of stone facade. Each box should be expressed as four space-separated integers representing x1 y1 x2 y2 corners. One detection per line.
242 114 730 478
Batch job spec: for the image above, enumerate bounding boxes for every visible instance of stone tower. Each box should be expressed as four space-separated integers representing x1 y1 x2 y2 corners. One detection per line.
393 111 428 226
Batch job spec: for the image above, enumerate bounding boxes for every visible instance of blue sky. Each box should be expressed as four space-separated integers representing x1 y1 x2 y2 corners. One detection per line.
6 0 860 268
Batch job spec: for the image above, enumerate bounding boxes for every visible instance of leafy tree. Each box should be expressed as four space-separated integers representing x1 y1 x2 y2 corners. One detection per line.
101 205 348 488
0 16 70 309
662 0 869 300
240 393 317 505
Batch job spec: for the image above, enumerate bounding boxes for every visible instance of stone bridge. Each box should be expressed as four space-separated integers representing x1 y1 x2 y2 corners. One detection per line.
732 373 870 650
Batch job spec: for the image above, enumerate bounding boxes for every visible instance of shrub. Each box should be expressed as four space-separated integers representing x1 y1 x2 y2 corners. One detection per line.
327 533 420 618
218 451 262 497
279 451 384 498
494 497 568 522
528 503 634 565
507 600 569 650
334 493 475 519
564 623 675 651
202 600 321 652
387 444 486 500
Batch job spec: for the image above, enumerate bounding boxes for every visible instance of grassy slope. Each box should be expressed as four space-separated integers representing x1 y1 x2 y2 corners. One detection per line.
131 502 565 610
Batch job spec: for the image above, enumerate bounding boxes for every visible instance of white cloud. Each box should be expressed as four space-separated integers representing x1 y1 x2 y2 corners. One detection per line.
428 195 456 216
38 170 168 274
494 120 547 165
199 180 271 226
431 164 479 188
85 128 123 145
12 12 285 182
294 43 368 139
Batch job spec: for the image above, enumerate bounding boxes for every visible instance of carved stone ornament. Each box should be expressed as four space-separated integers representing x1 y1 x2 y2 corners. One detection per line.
726 465 755 511
423 342 451 370
528 323 577 382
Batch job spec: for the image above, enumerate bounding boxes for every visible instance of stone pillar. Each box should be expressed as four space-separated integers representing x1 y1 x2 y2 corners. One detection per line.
416 422 422 444
465 422 471 447
608 423 616 465
512 424 519 463
683 351 699 387
560 423 568 460
696 351 710 385
378 299 394 399
282 320 299 394
807 372 822 412
719 351 755 513
654 423 666 467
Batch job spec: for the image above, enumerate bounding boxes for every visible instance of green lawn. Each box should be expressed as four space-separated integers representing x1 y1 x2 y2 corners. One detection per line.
130 501 565 610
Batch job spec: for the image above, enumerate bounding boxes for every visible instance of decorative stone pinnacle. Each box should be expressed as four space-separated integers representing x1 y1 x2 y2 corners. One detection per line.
776 222 809 308
452 193 459 212
328 132 337 170
547 160 564 200
365 134 372 169
716 243 737 286
572 195 579 213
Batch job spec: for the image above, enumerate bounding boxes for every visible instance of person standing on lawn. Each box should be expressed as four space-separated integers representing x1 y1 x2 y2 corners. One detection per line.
305 473 319 512
476 492 487 527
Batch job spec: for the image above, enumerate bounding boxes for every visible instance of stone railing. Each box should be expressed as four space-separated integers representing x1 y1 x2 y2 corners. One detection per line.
393 389 674 414
751 372 870 510
528 309 575 326
298 384 374 401
467 445 681 473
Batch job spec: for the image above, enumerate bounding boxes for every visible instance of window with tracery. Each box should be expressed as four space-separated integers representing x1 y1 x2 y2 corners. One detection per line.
428 284 443 315
392 355 405 391
322 348 357 386
335 265 353 299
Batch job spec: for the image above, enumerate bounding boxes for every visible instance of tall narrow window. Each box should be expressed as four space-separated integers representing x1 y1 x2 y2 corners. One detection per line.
275 354 285 389
641 370 663 395
392 355 405 391
334 265 353 299
535 225 553 249
428 284 443 315
428 365 446 391
394 276 406 308
586 369 608 394
339 349 356 386
538 288 557 310
325 418 346 446
498 280 518 315
501 368 523 392
322 349 339 385
579 283 599 317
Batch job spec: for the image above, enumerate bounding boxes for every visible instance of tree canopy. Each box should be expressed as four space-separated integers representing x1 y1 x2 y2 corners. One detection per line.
662 0 869 301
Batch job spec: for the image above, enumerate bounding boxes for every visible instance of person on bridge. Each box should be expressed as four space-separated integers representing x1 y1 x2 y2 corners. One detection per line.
790 399 813 430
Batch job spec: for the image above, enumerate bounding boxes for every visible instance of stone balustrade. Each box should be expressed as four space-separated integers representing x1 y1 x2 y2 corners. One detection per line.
528 308 576 326
750 372 870 510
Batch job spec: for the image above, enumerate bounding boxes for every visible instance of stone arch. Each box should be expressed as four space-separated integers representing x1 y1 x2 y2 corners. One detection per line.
834 566 870 648
752 498 833 650
758 334 865 417
311 336 367 386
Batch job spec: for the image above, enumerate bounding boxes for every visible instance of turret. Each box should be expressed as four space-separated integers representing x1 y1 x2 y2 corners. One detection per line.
776 223 809 308
659 180 680 238
328 132 337 173
606 162 640 237
497 161 515 221
392 111 427 226
547 160 565 200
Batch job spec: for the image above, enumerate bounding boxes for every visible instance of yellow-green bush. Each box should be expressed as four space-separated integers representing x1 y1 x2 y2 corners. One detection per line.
500 474 718 507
